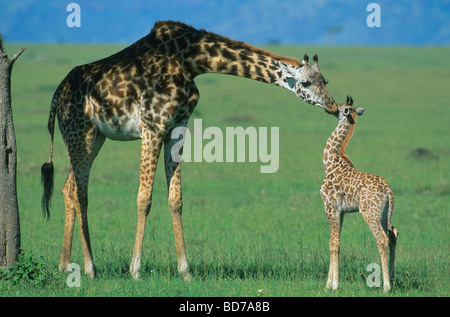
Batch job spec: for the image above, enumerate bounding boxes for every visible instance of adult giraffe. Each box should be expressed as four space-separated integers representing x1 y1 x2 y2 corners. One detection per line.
41 21 337 281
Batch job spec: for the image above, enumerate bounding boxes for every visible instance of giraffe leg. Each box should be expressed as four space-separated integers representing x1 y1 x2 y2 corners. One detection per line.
59 170 76 272
388 227 398 284
360 205 391 292
73 180 95 279
376 229 390 292
164 132 192 282
61 131 105 279
130 131 163 279
325 206 342 290
63 168 96 279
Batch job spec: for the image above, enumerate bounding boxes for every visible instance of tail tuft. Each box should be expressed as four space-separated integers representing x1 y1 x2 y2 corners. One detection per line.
41 161 54 220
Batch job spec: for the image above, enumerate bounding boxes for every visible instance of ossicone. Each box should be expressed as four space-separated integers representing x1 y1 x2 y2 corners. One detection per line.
313 54 318 64
346 95 353 106
302 54 310 67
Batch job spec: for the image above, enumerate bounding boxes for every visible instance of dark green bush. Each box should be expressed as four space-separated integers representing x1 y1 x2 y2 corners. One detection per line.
0 250 51 286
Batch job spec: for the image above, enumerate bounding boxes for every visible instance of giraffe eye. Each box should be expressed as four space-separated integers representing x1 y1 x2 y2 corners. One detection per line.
343 108 350 116
301 81 311 88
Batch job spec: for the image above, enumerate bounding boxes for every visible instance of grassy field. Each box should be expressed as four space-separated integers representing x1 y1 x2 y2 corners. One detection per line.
0 43 448 297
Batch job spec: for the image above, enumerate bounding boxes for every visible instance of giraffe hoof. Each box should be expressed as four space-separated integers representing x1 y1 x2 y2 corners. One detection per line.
180 271 193 282
130 268 142 280
84 265 97 280
59 264 69 273
130 257 142 280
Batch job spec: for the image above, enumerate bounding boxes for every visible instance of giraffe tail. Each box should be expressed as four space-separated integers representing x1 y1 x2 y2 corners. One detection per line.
40 96 57 220
387 189 398 243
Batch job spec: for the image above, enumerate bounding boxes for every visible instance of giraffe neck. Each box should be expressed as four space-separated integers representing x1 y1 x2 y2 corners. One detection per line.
193 36 300 85
323 118 355 173
149 21 301 90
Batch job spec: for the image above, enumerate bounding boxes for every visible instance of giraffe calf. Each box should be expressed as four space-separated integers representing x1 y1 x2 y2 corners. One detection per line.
319 96 398 292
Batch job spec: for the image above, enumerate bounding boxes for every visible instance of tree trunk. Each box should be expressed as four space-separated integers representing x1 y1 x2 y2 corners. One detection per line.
0 34 25 269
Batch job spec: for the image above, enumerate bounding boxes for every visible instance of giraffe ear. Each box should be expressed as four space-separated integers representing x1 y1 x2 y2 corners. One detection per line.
286 77 296 89
278 61 295 78
356 108 365 116
278 61 299 91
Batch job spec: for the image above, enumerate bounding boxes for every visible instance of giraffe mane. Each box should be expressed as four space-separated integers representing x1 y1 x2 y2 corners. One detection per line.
339 117 356 167
204 32 301 67
153 20 301 67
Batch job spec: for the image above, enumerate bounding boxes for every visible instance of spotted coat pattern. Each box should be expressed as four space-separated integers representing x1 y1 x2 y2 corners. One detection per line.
320 97 398 292
41 21 337 281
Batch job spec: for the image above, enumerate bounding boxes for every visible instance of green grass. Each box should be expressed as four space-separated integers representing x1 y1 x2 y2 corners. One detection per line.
0 44 448 297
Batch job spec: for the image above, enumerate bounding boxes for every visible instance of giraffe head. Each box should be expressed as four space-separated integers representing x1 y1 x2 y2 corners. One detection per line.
337 96 365 123
279 54 338 115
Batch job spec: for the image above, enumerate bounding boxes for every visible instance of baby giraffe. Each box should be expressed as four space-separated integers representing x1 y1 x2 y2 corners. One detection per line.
320 96 398 292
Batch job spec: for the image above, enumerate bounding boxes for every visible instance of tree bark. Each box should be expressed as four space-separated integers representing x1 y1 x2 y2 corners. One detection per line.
0 34 25 269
